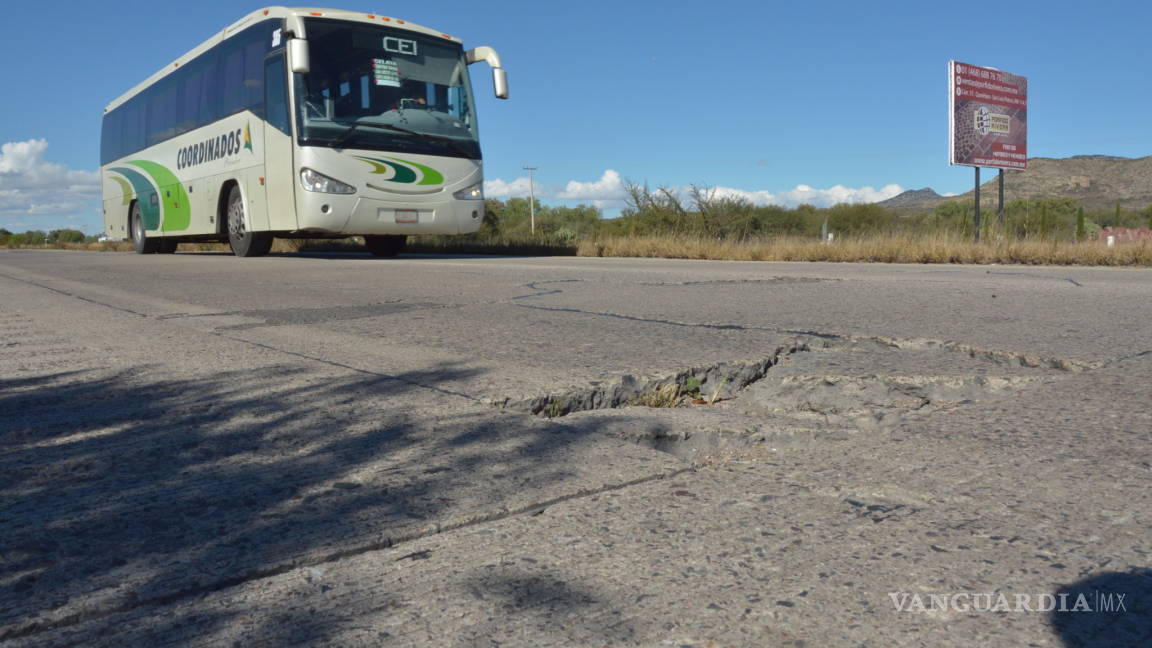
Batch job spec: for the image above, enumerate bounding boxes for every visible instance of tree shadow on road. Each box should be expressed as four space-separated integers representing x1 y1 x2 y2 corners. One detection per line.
450 570 640 647
1050 569 1152 647
0 361 653 645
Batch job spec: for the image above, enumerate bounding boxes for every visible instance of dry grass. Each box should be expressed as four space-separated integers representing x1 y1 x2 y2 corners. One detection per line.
1 241 136 252
7 233 1150 266
629 382 684 408
407 234 577 256
577 233 1152 266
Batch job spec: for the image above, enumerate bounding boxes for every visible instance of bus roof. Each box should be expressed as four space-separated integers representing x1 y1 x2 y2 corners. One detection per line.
103 6 463 113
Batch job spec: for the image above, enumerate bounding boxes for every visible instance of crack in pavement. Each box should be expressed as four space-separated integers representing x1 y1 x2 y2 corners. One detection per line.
498 344 808 417
0 271 149 318
985 271 1085 287
157 302 459 331
208 333 486 403
635 277 838 286
0 270 1100 374
499 342 1053 461
509 279 1097 372
0 271 488 404
0 466 692 642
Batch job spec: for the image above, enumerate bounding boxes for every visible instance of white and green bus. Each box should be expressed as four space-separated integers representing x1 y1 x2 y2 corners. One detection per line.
101 7 507 257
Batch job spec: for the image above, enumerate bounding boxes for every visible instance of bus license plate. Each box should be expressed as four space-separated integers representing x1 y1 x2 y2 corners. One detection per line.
394 209 418 223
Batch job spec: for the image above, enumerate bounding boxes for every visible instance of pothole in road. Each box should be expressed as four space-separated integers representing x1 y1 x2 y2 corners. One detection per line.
498 338 1062 461
496 342 810 418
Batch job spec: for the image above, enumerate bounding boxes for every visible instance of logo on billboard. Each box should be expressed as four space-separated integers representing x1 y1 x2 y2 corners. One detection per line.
974 107 1010 136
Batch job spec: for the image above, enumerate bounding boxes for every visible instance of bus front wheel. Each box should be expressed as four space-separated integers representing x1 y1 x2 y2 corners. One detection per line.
225 185 272 258
364 235 406 257
131 202 160 254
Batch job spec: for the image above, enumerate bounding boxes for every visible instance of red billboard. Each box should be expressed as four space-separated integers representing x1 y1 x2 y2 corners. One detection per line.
949 61 1027 169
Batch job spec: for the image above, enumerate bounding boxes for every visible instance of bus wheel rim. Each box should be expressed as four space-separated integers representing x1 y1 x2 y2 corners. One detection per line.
228 193 246 240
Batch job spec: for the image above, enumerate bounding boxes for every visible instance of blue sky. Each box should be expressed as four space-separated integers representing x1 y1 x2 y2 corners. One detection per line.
2 1 1149 234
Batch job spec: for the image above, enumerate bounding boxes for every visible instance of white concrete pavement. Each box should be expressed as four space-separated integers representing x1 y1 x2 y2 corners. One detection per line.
1 249 1149 646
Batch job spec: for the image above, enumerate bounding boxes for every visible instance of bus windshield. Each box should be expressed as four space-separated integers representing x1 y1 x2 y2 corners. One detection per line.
295 19 481 159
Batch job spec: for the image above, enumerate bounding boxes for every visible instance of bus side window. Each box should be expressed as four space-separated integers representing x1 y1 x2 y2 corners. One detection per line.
265 54 290 135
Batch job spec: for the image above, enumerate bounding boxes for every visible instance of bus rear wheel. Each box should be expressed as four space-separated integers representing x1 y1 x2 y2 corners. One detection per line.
131 202 160 254
225 185 272 257
364 235 406 257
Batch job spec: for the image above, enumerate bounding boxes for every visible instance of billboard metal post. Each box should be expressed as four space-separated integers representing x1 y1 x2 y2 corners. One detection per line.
997 169 1005 228
974 167 981 242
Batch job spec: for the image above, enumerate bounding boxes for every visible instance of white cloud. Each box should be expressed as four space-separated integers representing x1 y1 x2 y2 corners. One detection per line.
0 139 100 222
484 169 631 208
481 168 904 212
28 202 83 215
483 176 534 199
652 182 904 209
701 186 779 206
773 183 904 207
556 169 628 207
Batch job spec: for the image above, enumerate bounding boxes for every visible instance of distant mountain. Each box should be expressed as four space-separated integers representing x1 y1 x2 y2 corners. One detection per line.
878 155 1152 212
877 188 943 208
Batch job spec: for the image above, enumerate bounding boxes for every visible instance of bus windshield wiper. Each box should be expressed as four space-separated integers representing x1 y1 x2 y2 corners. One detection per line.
331 120 474 157
330 120 406 149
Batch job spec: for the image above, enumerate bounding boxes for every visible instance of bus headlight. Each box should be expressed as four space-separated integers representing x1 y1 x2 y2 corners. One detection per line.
300 168 356 194
453 183 484 201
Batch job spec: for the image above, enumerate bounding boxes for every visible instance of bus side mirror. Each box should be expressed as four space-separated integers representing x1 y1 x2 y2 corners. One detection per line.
466 46 509 100
289 39 310 75
492 68 508 100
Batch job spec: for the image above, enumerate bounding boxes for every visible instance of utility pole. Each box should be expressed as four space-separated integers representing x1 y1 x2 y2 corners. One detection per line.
523 166 538 234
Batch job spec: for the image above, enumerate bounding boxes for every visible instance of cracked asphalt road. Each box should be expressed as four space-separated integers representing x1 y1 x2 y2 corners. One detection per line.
1 249 1150 647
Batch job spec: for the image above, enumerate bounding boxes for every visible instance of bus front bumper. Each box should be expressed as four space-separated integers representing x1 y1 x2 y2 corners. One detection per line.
295 193 483 236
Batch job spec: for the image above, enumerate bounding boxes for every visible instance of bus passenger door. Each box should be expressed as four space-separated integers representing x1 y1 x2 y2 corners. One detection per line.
264 53 297 231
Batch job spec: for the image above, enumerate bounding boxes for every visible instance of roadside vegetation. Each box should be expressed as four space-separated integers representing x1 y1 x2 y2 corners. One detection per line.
420 184 1152 265
5 182 1151 265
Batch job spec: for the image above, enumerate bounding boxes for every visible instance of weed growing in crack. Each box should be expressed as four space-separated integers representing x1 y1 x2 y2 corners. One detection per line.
630 383 683 408
543 399 566 418
707 376 730 405
683 377 703 398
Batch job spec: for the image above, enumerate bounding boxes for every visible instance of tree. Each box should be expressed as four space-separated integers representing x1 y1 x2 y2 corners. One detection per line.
753 205 807 236
825 203 895 236
546 205 601 241
48 229 86 244
481 199 504 236
497 197 544 235
14 230 48 245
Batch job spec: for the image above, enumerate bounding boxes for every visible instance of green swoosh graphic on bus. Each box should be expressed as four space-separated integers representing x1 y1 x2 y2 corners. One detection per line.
356 157 416 183
355 156 444 186
128 160 191 232
110 167 161 231
385 157 444 186
110 175 135 206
